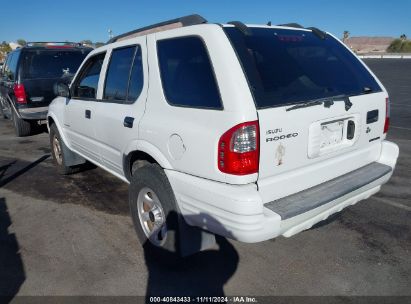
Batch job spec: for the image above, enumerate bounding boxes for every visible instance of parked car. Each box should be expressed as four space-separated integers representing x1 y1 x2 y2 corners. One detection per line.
0 42 92 136
47 15 399 256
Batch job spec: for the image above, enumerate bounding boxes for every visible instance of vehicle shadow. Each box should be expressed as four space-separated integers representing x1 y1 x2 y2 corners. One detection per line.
0 155 50 187
0 161 17 182
0 197 25 302
144 212 239 300
30 123 48 136
309 213 342 230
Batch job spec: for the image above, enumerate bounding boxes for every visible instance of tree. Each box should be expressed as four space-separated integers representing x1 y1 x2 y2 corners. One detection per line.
387 38 411 53
0 42 12 61
400 34 407 41
387 39 403 52
17 39 26 46
94 42 105 48
343 31 350 43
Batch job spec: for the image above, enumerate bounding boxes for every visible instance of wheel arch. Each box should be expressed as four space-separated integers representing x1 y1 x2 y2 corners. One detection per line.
123 140 173 182
47 113 71 149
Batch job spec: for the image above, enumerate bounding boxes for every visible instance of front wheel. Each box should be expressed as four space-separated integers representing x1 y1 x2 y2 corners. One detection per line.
129 164 181 255
49 124 78 175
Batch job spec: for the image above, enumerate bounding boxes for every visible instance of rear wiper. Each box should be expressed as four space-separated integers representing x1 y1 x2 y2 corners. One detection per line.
286 94 353 111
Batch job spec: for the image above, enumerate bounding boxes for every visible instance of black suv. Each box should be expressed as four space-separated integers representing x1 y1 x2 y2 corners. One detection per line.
0 42 92 136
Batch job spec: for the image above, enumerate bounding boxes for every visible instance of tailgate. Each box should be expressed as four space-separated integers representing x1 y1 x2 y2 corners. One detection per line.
257 92 388 201
22 78 61 107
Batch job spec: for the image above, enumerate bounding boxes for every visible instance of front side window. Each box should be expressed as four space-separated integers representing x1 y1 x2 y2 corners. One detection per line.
103 46 136 102
73 52 105 99
157 36 222 109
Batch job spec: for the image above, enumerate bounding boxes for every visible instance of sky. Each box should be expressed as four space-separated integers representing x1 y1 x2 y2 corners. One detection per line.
0 0 410 43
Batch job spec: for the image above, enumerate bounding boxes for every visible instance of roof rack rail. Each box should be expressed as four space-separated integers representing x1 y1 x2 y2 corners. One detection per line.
276 23 327 39
277 23 304 29
306 27 327 39
228 21 252 36
25 42 84 47
108 14 208 43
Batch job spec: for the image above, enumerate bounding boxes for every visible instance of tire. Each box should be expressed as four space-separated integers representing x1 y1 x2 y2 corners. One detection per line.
12 109 32 137
0 101 6 119
49 124 78 175
129 163 182 258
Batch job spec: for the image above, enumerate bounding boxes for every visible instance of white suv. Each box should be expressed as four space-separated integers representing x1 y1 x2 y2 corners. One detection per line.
47 15 399 255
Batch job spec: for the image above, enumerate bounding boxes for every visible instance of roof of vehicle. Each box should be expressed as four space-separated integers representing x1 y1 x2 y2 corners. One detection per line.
106 14 328 45
18 42 93 51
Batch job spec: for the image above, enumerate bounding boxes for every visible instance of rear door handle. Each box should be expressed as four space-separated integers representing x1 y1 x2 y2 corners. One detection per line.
85 109 91 119
347 120 355 140
123 116 134 128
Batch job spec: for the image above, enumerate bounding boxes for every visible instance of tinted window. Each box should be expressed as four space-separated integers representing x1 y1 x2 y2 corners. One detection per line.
2 54 12 79
224 27 382 108
73 52 105 99
127 47 144 103
21 49 90 79
157 37 222 109
4 52 18 81
104 46 136 101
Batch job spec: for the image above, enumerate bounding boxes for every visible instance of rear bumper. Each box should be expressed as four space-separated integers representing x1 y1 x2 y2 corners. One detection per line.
166 140 399 243
18 106 48 120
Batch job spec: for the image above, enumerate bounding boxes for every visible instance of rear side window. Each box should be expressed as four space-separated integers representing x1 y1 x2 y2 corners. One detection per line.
104 46 136 102
73 52 106 99
2 54 12 79
224 27 382 108
4 52 18 81
127 47 144 103
21 49 90 79
157 36 222 109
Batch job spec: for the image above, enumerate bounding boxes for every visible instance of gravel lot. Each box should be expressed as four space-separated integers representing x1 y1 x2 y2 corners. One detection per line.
0 59 410 298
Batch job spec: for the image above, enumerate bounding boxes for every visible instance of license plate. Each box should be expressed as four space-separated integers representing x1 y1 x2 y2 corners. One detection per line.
320 120 344 148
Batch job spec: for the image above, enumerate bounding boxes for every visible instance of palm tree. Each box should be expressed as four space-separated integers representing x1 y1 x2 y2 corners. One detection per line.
343 31 350 43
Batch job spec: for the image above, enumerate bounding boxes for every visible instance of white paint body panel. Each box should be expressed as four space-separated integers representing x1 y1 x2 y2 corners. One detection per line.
47 24 399 243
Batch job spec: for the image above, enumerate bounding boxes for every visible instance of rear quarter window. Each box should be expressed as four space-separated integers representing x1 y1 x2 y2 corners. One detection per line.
157 36 222 109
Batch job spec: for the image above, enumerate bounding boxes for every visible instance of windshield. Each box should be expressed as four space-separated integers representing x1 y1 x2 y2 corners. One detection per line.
224 27 382 109
21 49 90 80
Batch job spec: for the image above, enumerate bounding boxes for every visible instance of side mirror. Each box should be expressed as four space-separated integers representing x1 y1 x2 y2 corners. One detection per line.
54 82 70 98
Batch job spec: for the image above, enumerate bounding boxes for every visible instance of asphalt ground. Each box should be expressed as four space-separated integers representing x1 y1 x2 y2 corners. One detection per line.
0 59 410 299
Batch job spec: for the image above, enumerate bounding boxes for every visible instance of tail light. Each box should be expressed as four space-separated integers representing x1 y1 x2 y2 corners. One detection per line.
218 121 259 175
384 97 390 134
13 84 27 104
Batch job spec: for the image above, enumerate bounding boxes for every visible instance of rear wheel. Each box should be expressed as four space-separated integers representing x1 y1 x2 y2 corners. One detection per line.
129 163 181 256
12 108 32 137
49 124 78 175
0 100 6 119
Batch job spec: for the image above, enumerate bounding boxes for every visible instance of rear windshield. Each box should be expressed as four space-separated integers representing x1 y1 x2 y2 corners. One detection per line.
224 27 382 109
21 49 90 80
